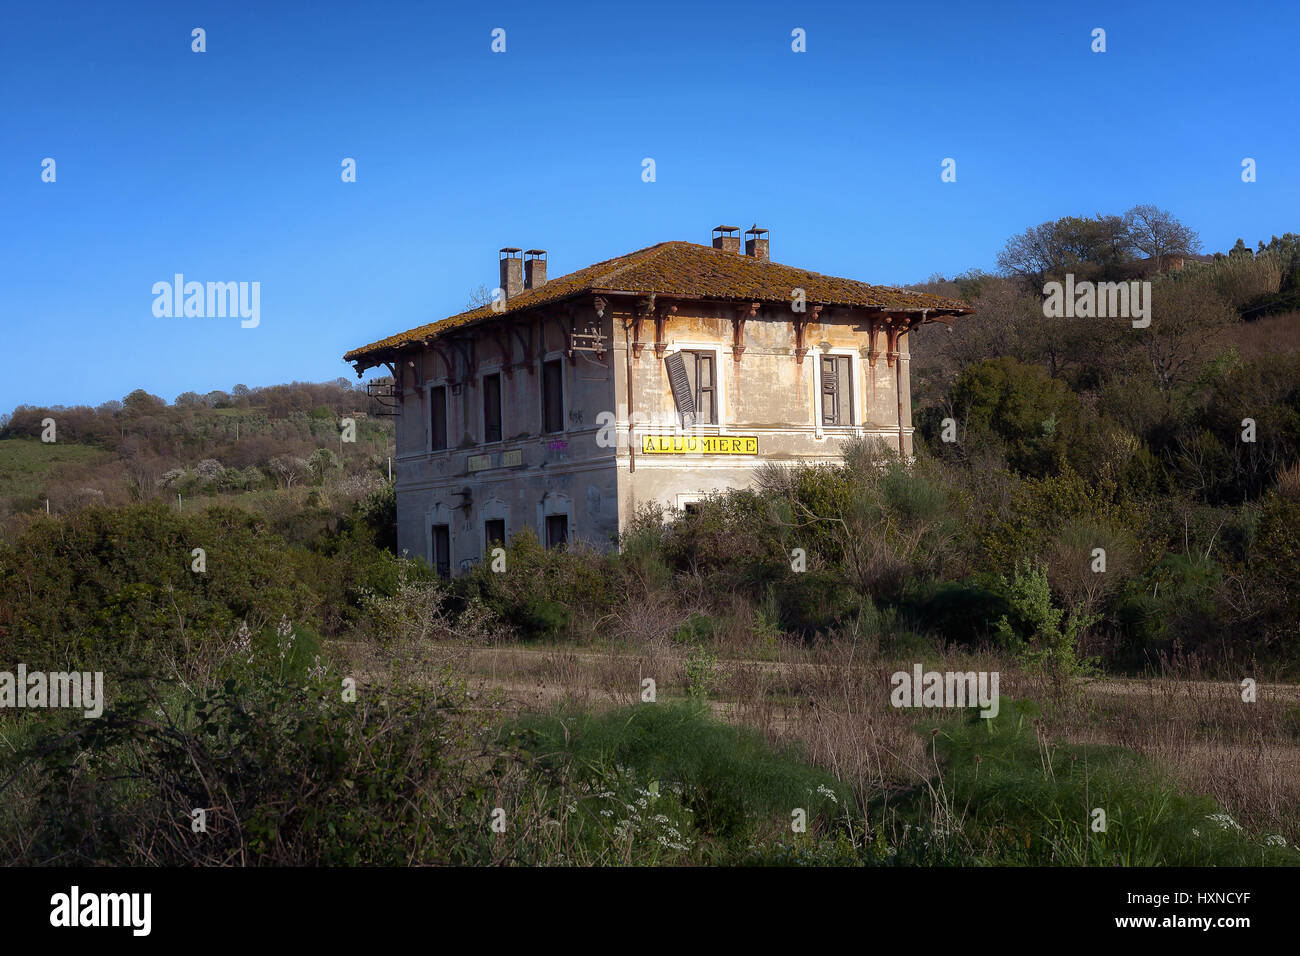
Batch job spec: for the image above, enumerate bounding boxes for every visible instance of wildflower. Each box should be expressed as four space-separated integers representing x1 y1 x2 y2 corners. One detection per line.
1264 834 1287 846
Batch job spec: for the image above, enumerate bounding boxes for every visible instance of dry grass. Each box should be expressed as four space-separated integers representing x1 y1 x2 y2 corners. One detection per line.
332 624 1300 844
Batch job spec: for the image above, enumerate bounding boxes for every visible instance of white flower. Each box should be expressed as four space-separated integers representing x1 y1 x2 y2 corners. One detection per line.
1207 813 1242 831
1264 834 1287 846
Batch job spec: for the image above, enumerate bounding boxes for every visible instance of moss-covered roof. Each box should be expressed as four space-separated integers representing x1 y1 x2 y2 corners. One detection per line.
344 241 973 365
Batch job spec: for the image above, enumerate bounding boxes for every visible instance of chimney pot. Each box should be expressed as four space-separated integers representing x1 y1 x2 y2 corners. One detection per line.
499 247 523 301
745 226 770 261
524 249 547 290
711 224 741 254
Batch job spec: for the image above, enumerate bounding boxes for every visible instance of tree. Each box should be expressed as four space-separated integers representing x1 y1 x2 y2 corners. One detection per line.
268 455 310 489
949 356 1087 477
307 448 340 483
996 213 1133 289
123 389 166 412
465 284 495 309
1138 276 1235 391
1123 204 1202 271
175 391 204 408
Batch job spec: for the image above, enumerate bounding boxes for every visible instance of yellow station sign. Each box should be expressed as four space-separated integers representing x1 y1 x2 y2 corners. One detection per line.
641 435 758 455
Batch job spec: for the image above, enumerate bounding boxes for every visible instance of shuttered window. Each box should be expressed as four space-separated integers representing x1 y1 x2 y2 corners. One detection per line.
666 351 716 426
542 360 564 433
429 385 447 451
821 355 853 426
483 373 503 443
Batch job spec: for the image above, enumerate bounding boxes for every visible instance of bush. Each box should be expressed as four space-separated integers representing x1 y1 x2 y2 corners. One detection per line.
993 560 1098 680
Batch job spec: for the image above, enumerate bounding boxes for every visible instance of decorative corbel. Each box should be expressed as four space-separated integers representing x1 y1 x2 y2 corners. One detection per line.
449 337 477 385
406 348 425 388
732 302 759 363
488 327 514 378
509 322 535 373
561 305 582 364
884 315 905 368
654 303 677 359
867 317 882 367
632 296 655 360
794 304 821 365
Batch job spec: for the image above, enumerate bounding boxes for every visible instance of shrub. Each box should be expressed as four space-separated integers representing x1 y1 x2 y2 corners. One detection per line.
993 560 1098 681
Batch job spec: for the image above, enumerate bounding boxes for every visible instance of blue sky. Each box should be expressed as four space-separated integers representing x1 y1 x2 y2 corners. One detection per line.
2 0 1296 412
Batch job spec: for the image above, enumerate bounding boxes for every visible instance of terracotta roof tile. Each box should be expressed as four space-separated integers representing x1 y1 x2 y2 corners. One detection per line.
345 241 973 365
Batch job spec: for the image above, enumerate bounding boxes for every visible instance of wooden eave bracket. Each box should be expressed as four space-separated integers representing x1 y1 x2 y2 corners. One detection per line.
732 302 758 362
559 306 580 364
449 337 477 385
509 322 536 372
632 295 655 361
793 304 822 364
488 327 515 378
654 303 676 359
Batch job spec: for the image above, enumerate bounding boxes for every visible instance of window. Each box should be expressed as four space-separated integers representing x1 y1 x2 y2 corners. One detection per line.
665 350 716 426
482 373 502 443
484 518 506 550
820 354 853 426
431 524 451 579
429 385 447 451
542 360 564 433
545 514 568 549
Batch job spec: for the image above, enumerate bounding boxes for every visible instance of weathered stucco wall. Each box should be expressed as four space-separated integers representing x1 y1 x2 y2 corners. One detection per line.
609 303 914 532
393 306 620 568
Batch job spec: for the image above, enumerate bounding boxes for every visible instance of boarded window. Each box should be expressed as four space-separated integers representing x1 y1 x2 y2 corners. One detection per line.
542 360 564 433
667 351 716 426
432 524 451 579
821 355 853 426
484 518 506 549
483 373 502 443
545 514 568 549
430 385 447 451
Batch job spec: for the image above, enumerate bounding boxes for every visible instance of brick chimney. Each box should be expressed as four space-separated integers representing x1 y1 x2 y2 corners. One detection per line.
745 226 769 261
711 225 740 254
524 249 547 289
499 248 523 300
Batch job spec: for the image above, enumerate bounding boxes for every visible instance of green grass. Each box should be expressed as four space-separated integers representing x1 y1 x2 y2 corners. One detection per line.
505 701 851 860
884 699 1300 866
0 438 109 503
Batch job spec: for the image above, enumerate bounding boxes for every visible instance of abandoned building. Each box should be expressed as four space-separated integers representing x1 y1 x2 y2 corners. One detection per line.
344 226 973 574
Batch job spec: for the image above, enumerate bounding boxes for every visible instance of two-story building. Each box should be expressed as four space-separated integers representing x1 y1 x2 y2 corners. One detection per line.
344 226 972 573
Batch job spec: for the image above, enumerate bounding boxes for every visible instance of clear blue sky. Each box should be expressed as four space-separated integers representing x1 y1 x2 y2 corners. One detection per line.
2 0 1296 413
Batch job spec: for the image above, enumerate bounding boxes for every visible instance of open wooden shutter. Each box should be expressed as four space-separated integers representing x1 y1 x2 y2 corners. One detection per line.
821 356 839 425
664 351 696 426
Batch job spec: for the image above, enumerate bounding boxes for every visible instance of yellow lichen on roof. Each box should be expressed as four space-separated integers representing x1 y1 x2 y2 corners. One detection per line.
344 241 972 363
